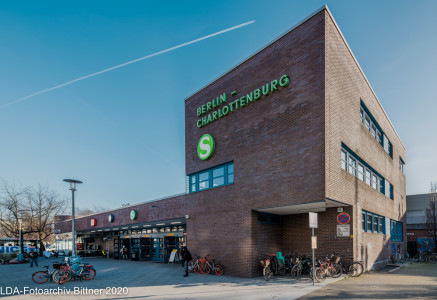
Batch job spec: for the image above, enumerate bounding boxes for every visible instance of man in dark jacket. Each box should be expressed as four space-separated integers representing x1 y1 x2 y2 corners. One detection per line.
180 246 192 277
29 249 39 267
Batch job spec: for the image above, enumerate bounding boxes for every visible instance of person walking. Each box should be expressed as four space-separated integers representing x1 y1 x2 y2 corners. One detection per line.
29 249 39 267
180 246 192 277
120 245 128 260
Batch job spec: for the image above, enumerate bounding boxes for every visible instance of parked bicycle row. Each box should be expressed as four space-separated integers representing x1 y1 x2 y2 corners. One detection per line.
260 252 363 282
32 256 96 285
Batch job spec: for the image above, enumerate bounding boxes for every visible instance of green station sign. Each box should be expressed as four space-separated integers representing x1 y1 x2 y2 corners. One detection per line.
197 134 215 160
196 74 290 128
130 210 138 220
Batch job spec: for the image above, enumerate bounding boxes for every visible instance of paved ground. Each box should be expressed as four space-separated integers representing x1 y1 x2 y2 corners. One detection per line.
298 262 437 300
0 257 340 299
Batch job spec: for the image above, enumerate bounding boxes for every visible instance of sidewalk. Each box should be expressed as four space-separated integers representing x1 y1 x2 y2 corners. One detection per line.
0 257 343 300
298 262 437 299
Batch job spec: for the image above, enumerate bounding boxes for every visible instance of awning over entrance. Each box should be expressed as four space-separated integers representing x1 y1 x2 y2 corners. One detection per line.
254 198 349 215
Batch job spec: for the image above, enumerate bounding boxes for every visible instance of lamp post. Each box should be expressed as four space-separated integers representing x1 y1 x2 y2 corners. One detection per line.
63 179 83 256
18 218 23 254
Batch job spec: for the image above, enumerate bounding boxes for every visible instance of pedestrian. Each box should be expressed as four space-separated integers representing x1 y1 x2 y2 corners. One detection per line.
120 245 128 260
29 249 38 267
180 246 192 277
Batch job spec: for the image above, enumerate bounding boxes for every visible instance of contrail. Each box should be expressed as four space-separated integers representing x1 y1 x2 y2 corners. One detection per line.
0 20 255 110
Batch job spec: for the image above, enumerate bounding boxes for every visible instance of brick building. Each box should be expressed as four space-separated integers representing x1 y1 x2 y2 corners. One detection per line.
54 6 406 277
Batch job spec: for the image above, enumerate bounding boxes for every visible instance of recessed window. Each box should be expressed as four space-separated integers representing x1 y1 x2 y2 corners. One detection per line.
363 210 385 234
341 150 347 170
188 162 234 193
358 164 364 181
400 158 405 173
360 101 393 158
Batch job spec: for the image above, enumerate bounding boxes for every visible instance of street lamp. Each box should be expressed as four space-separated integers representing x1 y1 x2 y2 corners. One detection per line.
63 179 83 257
18 218 23 255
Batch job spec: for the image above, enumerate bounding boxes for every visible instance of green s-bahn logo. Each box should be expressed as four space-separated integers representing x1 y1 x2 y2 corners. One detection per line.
197 134 215 160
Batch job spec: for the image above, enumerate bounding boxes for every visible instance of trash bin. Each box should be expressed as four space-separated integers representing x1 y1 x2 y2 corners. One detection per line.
17 254 24 263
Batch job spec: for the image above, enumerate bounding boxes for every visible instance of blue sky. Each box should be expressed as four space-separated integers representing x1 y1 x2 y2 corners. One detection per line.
0 0 436 210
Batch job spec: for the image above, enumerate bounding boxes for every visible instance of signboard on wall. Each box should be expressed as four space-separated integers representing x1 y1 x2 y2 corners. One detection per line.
337 224 350 237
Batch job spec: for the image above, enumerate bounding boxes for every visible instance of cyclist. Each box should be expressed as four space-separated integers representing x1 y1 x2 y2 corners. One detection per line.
180 246 192 277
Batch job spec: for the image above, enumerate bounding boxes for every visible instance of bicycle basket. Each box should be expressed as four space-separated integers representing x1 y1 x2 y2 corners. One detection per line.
333 256 340 264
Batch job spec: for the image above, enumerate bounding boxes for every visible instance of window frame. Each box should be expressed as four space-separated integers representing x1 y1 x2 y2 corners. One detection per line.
188 162 234 193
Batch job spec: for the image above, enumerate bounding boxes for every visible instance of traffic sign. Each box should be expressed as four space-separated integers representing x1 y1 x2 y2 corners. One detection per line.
337 212 350 224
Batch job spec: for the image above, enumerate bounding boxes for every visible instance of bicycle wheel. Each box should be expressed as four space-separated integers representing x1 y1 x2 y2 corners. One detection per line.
291 264 302 279
193 264 201 274
331 263 343 278
52 270 60 283
427 256 437 263
263 266 273 281
201 264 211 274
315 267 326 282
348 262 364 277
214 265 224 276
82 268 96 280
58 271 70 285
32 271 49 284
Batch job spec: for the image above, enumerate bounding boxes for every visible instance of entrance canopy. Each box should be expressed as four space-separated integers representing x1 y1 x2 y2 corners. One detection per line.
254 198 349 215
77 217 186 234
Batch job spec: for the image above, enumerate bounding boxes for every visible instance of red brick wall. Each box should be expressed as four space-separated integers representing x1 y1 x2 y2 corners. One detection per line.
324 10 407 270
55 195 186 233
184 9 326 277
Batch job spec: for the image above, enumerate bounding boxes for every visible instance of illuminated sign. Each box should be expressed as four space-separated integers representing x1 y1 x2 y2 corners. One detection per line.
196 75 290 128
130 210 138 220
197 134 215 160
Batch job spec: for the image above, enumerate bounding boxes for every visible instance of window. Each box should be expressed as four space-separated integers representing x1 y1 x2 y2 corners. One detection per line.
228 163 234 184
390 220 403 241
367 213 372 232
348 156 356 175
258 212 282 225
358 164 364 181
360 101 393 158
199 171 209 190
371 174 377 189
363 210 385 234
190 176 197 192
212 166 225 187
341 145 390 199
188 162 234 193
365 169 371 185
400 158 405 173
341 150 347 170
373 215 378 232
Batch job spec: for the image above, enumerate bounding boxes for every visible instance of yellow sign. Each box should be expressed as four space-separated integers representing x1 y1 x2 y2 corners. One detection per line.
167 233 175 236
143 235 150 237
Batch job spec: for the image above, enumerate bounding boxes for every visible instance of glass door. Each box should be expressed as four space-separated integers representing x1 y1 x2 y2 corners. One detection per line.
140 238 151 261
113 237 119 259
152 238 164 262
131 238 140 261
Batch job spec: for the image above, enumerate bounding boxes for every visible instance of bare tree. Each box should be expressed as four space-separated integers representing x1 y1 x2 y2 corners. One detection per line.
0 181 66 254
76 205 108 216
426 182 437 252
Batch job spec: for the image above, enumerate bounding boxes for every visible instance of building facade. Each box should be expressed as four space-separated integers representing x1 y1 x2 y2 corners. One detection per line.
406 193 436 254
55 6 406 277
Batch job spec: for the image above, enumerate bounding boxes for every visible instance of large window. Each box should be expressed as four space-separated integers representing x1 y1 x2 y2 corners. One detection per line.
341 145 391 198
390 220 403 241
189 162 234 193
362 210 385 234
360 101 393 158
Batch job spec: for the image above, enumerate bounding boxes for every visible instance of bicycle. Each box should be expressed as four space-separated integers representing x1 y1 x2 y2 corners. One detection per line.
188 255 202 274
58 263 96 284
338 257 364 277
260 258 273 281
200 254 224 275
32 263 62 284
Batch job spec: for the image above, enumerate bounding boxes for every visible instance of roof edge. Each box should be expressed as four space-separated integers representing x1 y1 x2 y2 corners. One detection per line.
184 4 328 101
324 6 405 149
